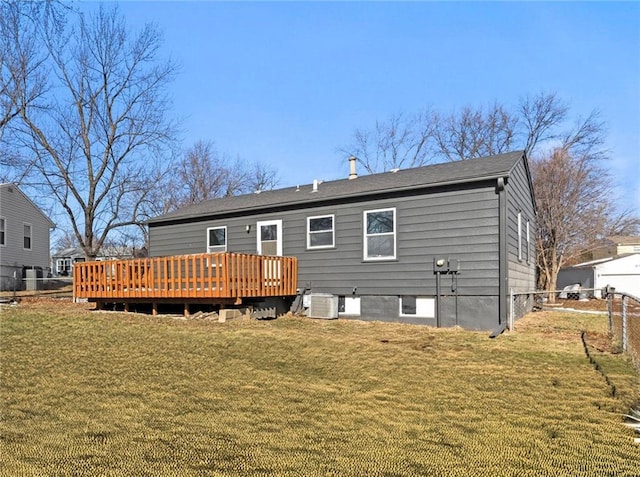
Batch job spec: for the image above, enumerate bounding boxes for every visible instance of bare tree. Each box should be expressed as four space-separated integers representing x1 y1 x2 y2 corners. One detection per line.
5 5 177 259
340 110 436 174
532 114 639 296
250 160 279 193
341 93 575 168
165 140 279 210
433 103 519 161
341 92 639 297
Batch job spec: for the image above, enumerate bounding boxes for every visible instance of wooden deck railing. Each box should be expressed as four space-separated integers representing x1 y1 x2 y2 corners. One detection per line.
74 253 298 300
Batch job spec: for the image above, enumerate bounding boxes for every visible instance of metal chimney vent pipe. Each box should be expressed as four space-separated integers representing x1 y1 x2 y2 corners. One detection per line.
348 156 358 180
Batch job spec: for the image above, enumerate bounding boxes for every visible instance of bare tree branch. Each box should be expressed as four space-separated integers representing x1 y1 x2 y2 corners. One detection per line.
339 109 437 174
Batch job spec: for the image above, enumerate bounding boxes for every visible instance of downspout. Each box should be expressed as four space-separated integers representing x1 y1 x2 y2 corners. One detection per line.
491 177 508 338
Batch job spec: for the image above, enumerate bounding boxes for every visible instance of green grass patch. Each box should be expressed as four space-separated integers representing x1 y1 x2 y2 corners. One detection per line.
1 304 639 476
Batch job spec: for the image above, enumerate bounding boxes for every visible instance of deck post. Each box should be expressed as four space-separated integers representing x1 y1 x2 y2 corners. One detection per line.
184 303 190 317
152 302 158 316
124 302 130 313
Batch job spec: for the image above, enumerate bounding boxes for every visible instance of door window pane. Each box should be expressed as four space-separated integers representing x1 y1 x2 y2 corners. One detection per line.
261 224 277 241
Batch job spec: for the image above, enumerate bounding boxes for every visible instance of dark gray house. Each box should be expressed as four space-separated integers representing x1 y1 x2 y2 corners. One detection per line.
147 151 536 331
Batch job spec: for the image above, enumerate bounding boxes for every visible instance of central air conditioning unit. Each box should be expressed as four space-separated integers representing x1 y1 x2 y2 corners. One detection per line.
307 293 338 319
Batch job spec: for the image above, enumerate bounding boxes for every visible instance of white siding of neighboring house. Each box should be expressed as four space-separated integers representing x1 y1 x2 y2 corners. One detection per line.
594 254 640 297
558 254 640 298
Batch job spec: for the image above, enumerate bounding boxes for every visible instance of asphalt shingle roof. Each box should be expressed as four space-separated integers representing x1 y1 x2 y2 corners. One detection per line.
149 151 525 225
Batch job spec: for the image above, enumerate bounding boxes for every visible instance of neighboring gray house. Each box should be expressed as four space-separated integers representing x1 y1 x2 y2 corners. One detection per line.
51 245 144 276
147 151 536 331
0 183 55 291
51 247 86 276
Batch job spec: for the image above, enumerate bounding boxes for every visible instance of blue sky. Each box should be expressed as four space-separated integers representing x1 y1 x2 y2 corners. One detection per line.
96 1 639 212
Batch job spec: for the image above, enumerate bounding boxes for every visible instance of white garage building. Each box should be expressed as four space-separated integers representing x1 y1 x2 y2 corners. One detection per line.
557 254 640 298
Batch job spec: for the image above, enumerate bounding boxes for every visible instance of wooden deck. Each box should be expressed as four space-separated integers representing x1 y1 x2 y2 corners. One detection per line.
74 253 298 313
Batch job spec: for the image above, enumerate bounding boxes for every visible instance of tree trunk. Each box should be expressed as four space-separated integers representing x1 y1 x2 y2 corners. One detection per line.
547 272 558 304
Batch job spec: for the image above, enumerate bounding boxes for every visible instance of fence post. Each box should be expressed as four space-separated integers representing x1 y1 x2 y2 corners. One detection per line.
622 295 628 352
606 291 613 334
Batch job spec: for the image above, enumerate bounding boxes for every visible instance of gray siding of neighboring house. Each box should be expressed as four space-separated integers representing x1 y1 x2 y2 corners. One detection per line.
557 268 594 290
0 184 54 290
149 181 503 330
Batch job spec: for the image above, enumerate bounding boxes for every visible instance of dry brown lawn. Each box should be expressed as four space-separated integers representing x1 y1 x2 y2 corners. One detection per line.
1 300 638 476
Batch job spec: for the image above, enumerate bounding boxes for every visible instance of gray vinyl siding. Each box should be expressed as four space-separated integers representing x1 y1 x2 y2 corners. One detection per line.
149 185 501 298
506 158 536 293
0 185 54 290
142 152 539 330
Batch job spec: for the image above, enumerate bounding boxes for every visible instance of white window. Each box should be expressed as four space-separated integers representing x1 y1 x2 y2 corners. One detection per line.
526 220 530 263
57 258 72 275
399 296 435 318
207 226 227 253
307 214 334 249
364 208 396 260
23 223 32 250
0 217 5 246
517 212 522 261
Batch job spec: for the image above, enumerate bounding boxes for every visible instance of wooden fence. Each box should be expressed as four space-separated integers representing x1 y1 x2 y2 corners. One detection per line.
74 253 298 301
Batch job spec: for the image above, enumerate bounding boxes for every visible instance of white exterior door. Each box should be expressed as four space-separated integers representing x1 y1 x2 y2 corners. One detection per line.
257 220 283 256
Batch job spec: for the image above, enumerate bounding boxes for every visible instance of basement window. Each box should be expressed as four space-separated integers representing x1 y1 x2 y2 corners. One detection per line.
207 226 227 253
364 208 396 260
399 296 435 318
338 296 361 315
307 214 334 249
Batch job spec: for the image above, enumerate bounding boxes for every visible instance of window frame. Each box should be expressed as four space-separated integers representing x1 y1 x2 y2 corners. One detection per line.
306 214 335 250
257 219 283 256
526 220 530 264
56 258 72 274
517 212 522 261
363 207 396 261
206 226 227 253
23 222 32 250
0 216 5 246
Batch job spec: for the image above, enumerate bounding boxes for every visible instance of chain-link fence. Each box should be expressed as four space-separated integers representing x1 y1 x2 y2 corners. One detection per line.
509 287 640 372
509 287 606 330
607 291 640 371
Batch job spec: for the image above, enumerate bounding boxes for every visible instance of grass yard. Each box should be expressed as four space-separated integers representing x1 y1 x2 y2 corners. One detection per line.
1 301 639 476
